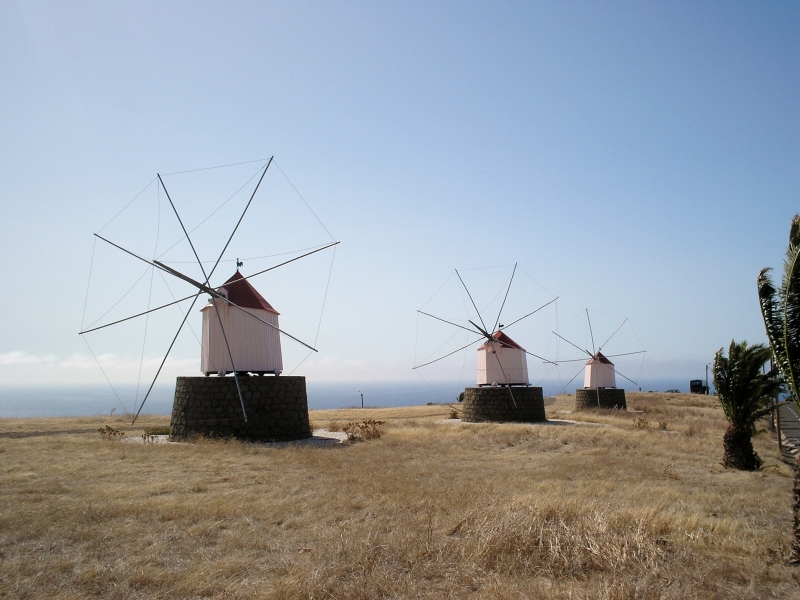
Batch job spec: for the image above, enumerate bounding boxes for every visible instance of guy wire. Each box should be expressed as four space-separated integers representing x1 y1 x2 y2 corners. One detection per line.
273 160 336 242
81 236 97 331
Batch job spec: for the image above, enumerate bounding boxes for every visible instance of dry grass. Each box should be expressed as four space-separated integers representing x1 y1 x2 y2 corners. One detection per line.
0 393 798 598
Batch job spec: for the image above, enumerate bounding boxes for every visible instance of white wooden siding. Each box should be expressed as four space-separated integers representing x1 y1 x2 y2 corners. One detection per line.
200 299 283 374
583 361 616 388
477 343 529 385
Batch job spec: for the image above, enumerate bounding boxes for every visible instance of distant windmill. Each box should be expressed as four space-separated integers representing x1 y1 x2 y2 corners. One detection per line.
551 310 645 409
79 158 339 425
414 263 557 407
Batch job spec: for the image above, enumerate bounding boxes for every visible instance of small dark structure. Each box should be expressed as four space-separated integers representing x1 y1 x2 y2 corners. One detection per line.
461 386 546 423
690 379 709 394
575 388 627 410
170 376 312 442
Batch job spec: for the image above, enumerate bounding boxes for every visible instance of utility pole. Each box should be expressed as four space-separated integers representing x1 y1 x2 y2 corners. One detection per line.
357 389 364 409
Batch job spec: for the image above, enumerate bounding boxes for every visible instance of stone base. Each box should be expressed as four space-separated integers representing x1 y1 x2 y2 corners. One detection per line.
461 386 546 423
575 388 627 411
170 376 312 442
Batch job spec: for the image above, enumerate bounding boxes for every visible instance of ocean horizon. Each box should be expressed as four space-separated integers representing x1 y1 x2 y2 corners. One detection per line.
0 377 706 418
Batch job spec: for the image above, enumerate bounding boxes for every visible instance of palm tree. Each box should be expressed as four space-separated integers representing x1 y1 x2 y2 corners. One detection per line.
712 340 781 471
757 213 800 563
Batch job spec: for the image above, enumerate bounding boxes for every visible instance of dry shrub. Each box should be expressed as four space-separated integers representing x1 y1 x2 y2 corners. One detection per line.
633 417 650 430
144 426 170 436
342 419 386 442
449 408 459 419
327 420 343 432
455 502 666 577
271 501 669 599
685 420 707 437
97 426 124 440
658 421 668 431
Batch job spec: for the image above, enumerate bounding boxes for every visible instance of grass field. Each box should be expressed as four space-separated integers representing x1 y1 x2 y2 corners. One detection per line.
1 392 798 598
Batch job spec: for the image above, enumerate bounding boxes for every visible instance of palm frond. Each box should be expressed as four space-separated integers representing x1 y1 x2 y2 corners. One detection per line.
781 219 800 403
758 268 789 385
757 214 800 410
713 340 781 428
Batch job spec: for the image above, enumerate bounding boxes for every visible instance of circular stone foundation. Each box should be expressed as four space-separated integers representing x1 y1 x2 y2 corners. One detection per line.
574 388 627 411
461 386 546 423
170 376 312 442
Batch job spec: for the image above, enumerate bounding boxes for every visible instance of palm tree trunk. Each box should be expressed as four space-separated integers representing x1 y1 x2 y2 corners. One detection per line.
722 423 761 471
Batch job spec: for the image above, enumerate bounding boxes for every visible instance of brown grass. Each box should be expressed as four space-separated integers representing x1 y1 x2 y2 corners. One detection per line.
0 393 798 598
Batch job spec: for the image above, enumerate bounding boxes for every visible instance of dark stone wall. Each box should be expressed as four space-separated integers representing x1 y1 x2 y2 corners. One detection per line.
461 387 546 423
170 376 312 442
575 388 627 411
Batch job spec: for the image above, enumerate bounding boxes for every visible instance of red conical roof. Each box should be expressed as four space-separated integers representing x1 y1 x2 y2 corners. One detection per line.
479 330 525 351
586 351 612 365
220 271 279 314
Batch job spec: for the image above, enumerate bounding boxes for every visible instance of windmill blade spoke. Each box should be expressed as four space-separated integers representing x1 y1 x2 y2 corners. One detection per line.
418 310 483 335
604 350 647 359
158 174 210 283
586 309 596 355
544 351 644 365
82 242 340 335
492 263 516 333
95 233 166 270
132 290 203 424
236 241 340 283
489 348 517 407
468 319 492 338
79 294 196 335
524 350 558 366
154 261 221 297
614 369 638 386
597 318 628 352
206 158 273 284
557 365 585 395
499 297 558 330
552 331 593 357
455 269 489 333
226 301 318 352
95 234 204 290
211 301 248 421
413 337 484 369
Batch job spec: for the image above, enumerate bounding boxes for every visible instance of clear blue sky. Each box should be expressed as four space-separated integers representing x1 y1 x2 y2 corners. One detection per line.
1 1 798 389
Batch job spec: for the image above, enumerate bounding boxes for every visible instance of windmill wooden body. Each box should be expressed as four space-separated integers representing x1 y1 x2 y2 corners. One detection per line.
583 351 615 388
477 331 529 386
201 271 283 376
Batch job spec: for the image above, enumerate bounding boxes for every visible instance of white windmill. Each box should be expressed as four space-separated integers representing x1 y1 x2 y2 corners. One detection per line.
414 264 557 421
80 158 339 427
552 310 646 409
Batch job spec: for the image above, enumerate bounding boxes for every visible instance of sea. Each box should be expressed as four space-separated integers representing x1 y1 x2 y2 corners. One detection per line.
0 377 700 418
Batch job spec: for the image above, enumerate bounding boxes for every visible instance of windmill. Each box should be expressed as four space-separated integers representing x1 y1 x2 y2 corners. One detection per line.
413 264 556 422
79 158 339 435
551 309 646 410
